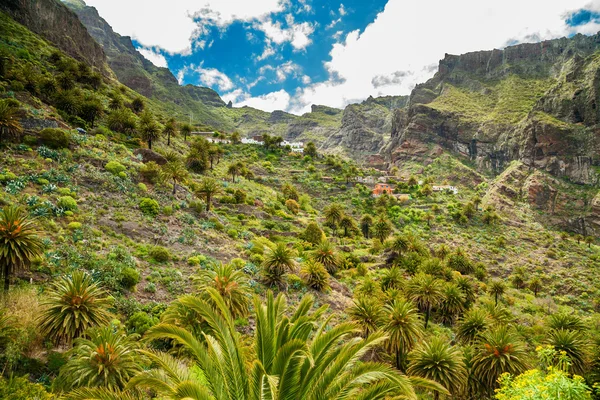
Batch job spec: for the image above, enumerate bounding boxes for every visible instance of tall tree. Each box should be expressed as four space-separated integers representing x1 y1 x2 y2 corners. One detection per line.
195 177 221 212
348 297 383 338
0 205 43 293
163 118 176 146
360 214 373 239
407 273 444 329
138 111 160 150
383 299 423 371
159 159 188 195
261 243 296 287
373 216 393 243
488 279 506 306
180 123 192 141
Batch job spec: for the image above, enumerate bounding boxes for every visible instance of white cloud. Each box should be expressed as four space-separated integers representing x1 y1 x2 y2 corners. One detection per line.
85 0 287 54
339 4 347 16
302 75 311 84
238 89 291 112
222 88 249 104
257 17 314 50
285 0 600 114
137 47 168 68
195 67 234 91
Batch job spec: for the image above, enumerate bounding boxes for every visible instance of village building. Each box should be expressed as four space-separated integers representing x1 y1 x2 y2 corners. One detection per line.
372 183 394 197
241 137 264 145
356 176 376 184
433 185 458 194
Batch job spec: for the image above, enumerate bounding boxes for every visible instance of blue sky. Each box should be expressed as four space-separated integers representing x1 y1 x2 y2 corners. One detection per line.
86 0 600 114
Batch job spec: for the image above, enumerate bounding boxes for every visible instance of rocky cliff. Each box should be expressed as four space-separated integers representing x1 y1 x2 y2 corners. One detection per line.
0 0 109 75
386 33 600 185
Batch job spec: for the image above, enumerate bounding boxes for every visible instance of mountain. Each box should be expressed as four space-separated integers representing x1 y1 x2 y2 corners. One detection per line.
385 33 600 185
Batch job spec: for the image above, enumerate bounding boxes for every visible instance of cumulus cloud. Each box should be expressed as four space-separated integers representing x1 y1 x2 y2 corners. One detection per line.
137 47 168 68
195 67 234 91
85 0 287 53
238 89 291 111
222 88 249 104
257 18 314 50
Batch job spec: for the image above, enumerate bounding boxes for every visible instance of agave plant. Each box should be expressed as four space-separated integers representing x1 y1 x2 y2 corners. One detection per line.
407 337 467 399
55 325 142 391
192 262 251 319
0 205 44 293
39 270 113 345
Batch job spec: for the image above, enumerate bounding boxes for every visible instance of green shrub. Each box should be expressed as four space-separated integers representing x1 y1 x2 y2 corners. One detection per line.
162 206 174 216
230 258 245 269
227 229 239 239
188 255 207 266
139 198 160 216
286 199 300 214
126 311 157 335
140 161 160 183
38 128 70 149
105 161 126 175
234 189 247 204
120 267 141 289
23 135 37 146
118 171 127 179
57 196 77 211
137 183 147 192
57 188 72 196
67 222 82 230
150 246 170 262
0 172 17 182
0 376 53 400
144 282 157 293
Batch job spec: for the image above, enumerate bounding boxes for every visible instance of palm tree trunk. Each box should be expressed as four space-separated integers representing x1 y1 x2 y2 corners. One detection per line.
425 306 431 329
3 264 9 294
206 194 211 211
172 179 177 195
148 139 152 150
495 293 498 306
168 132 171 146
396 348 402 371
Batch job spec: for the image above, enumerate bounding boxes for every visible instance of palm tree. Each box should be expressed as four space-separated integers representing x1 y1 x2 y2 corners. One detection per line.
390 235 410 259
360 214 373 239
446 248 473 275
348 297 383 338
159 160 188 195
380 266 404 292
55 326 141 391
138 111 160 149
547 329 589 375
0 205 44 293
311 240 339 275
586 236 594 248
324 203 344 235
471 326 528 396
227 161 244 183
372 216 392 243
195 177 221 212
261 242 296 287
548 313 587 332
528 276 542 296
407 273 444 329
455 275 476 309
456 308 490 344
132 289 425 400
300 259 330 291
488 279 506 306
192 262 251 319
0 100 22 143
407 337 467 399
63 387 141 400
339 215 357 237
438 282 466 326
163 118 176 146
383 299 423 371
180 123 192 141
424 212 434 227
39 271 112 345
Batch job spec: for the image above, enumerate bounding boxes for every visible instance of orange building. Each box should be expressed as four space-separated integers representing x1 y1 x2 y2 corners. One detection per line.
373 183 393 197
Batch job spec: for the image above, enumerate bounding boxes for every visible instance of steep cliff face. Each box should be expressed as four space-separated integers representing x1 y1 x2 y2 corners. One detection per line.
388 33 600 185
0 0 109 75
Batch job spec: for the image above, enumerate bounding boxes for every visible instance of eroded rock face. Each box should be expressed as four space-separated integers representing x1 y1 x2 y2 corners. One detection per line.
133 149 167 165
0 0 109 75
387 33 600 185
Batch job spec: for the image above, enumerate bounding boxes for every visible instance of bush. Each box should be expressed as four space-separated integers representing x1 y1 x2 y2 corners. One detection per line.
300 222 324 245
150 246 170 262
285 199 300 214
0 376 53 400
227 229 239 239
188 255 207 266
162 205 173 216
301 260 330 291
67 222 82 230
234 189 247 204
139 161 160 183
57 196 77 211
38 128 70 149
105 161 126 175
120 267 140 289
139 198 160 216
126 311 157 335
137 183 148 192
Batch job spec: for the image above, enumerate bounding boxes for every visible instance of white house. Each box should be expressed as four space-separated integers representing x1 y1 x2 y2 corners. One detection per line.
356 176 376 184
206 137 231 144
433 185 458 194
281 141 304 153
241 137 264 145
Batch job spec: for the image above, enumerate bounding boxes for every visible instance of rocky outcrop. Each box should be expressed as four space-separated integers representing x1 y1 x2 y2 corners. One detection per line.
387 33 600 185
0 0 109 75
